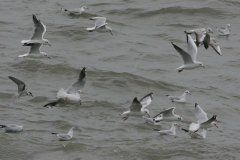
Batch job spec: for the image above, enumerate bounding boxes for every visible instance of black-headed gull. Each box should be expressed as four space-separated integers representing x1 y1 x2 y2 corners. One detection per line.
152 107 183 123
21 15 51 46
61 6 88 15
171 33 204 72
43 67 87 107
0 124 23 132
216 24 230 35
87 17 113 35
8 76 33 99
154 123 180 135
182 128 206 139
52 127 77 141
18 43 50 59
189 103 218 132
120 92 153 121
166 90 191 102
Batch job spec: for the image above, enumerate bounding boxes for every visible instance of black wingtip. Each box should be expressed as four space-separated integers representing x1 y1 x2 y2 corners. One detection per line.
182 128 188 132
195 103 198 107
166 95 169 97
0 125 6 128
212 115 217 120
52 133 58 135
154 129 160 131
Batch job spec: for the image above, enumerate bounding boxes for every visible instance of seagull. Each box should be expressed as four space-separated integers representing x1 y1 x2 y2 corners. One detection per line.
152 107 183 123
216 24 230 35
186 27 213 35
120 93 153 121
209 38 222 56
182 128 206 139
0 124 23 132
166 90 191 102
52 127 77 141
189 103 218 132
61 6 88 15
8 76 33 99
154 123 180 135
43 67 87 107
21 15 51 46
142 115 161 125
18 43 50 59
171 33 204 72
87 17 113 35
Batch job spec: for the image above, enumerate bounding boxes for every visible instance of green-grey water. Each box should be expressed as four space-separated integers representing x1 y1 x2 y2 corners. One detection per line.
0 0 240 159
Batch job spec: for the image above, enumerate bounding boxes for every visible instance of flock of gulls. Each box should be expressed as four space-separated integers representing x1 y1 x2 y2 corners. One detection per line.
2 5 231 141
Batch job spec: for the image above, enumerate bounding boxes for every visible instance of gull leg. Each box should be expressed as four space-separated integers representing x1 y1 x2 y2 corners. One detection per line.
194 129 199 133
122 115 129 121
178 69 183 72
65 97 68 106
80 100 81 105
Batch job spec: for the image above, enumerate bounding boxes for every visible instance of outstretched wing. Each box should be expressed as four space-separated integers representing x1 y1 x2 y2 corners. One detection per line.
129 97 142 112
8 76 26 92
171 42 194 65
195 103 208 124
30 15 46 40
139 92 153 109
153 107 175 118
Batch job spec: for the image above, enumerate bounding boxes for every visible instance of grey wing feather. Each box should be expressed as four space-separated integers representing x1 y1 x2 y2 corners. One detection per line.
203 33 210 49
171 42 194 64
66 67 87 94
28 43 42 54
95 17 107 28
195 103 208 123
43 98 65 107
30 15 45 40
209 39 222 56
129 97 142 111
153 107 175 118
139 92 153 108
201 115 217 125
168 95 181 101
8 76 26 92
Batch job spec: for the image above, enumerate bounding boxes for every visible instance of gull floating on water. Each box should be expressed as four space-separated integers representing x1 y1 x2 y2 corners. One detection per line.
216 24 230 35
8 76 33 99
21 15 51 46
166 90 191 102
52 127 77 141
61 6 88 15
0 124 23 132
182 128 206 139
120 92 153 121
43 67 87 107
18 43 50 59
154 123 180 135
189 103 218 132
171 33 204 72
87 17 113 35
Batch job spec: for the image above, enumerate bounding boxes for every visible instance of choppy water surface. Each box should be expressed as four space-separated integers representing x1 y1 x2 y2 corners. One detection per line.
1 0 240 159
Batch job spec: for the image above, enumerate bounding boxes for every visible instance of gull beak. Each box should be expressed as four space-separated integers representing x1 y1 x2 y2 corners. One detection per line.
202 66 205 68
48 44 51 47
110 31 113 36
177 125 180 127
181 120 183 123
86 8 89 9
48 57 51 59
216 125 218 128
189 93 191 95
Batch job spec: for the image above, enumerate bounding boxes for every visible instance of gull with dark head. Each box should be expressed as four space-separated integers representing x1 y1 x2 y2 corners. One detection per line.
8 76 33 99
166 90 191 102
21 15 51 46
171 33 204 72
154 123 180 135
0 124 23 132
18 43 50 59
61 6 88 15
120 92 153 121
189 103 218 132
87 17 113 35
216 24 230 35
52 127 77 141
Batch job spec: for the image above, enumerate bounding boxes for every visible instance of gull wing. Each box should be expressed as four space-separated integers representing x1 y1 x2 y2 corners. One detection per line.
202 33 210 49
209 39 222 56
195 103 208 124
186 33 198 62
66 67 87 94
139 92 153 109
167 95 181 101
171 42 194 65
90 17 107 29
8 76 26 92
216 27 225 35
129 97 142 112
30 15 46 40
25 43 42 54
201 115 217 125
153 107 175 119
189 122 200 131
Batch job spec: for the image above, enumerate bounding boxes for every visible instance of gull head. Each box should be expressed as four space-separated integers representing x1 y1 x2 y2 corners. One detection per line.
71 127 77 131
27 91 33 97
177 116 183 122
206 27 213 34
142 109 150 117
41 52 50 59
227 24 231 28
185 90 191 95
43 39 51 46
173 123 180 127
211 122 218 128
196 61 205 68
82 6 89 10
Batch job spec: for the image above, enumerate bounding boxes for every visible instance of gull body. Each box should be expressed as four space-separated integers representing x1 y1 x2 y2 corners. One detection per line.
154 123 180 135
216 24 230 35
120 93 153 121
61 6 88 15
171 33 204 72
87 17 113 35
182 128 206 139
18 43 50 59
166 90 191 102
0 124 23 132
21 15 51 46
52 127 76 141
8 76 33 99
152 107 183 123
189 103 218 132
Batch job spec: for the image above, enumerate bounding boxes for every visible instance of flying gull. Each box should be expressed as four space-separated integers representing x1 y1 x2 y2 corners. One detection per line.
87 17 113 35
166 90 191 103
61 6 88 15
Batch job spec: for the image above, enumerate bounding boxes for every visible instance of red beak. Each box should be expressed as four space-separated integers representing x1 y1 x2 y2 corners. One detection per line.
48 44 51 47
48 57 51 59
